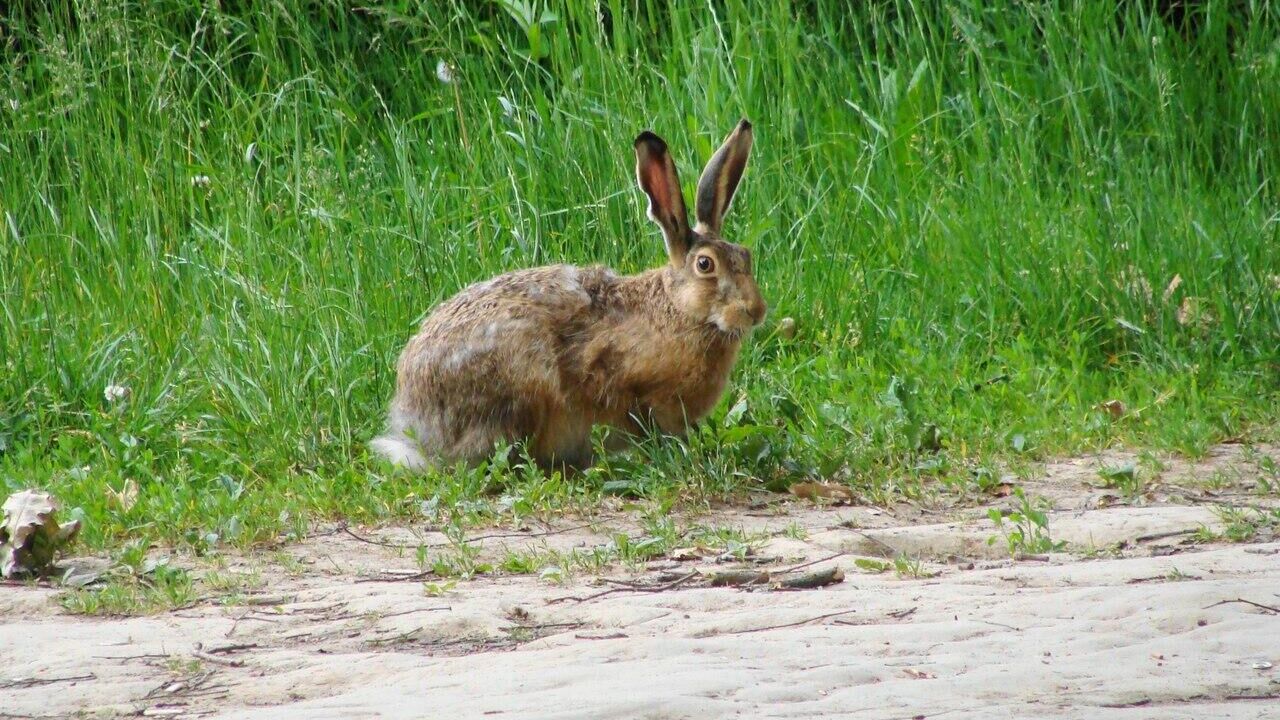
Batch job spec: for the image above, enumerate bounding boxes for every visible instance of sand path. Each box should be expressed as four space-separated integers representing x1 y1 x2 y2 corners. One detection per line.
3 444 1278 719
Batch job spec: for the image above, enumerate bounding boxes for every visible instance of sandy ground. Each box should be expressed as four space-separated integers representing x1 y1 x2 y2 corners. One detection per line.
3 444 1279 719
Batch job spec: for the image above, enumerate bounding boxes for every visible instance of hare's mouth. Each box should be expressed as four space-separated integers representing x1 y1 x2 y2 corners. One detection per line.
709 312 756 338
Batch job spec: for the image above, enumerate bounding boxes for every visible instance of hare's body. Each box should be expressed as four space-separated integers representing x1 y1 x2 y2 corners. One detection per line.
374 264 741 468
373 120 763 470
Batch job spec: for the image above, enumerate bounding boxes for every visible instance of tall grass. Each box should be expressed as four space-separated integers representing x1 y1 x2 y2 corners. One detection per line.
1 1 1277 548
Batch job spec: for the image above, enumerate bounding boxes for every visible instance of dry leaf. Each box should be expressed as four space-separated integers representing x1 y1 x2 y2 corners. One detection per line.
988 482 1017 498
1162 274 1182 303
1116 266 1152 302
789 482 855 504
669 546 712 561
1 490 80 579
1097 399 1127 419
1176 296 1214 329
106 479 139 512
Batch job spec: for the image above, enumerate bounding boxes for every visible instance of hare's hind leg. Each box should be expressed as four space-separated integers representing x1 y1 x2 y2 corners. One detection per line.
529 411 594 470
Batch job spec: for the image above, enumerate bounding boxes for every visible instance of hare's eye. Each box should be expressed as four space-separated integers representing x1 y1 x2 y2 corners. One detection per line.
695 255 715 274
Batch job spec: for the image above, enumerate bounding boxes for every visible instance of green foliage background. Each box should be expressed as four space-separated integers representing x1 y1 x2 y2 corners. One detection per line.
1 1 1277 548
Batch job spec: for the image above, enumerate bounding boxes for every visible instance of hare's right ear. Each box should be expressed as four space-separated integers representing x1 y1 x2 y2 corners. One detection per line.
635 131 691 265
695 119 753 236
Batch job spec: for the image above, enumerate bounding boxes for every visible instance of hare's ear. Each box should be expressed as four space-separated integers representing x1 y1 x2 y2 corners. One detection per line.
635 131 691 265
695 119 753 236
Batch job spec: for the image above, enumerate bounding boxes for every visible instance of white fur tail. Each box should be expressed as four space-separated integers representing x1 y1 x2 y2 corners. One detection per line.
369 434 428 471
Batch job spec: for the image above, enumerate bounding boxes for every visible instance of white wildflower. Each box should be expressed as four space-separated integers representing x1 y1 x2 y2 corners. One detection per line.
436 60 455 84
103 384 130 403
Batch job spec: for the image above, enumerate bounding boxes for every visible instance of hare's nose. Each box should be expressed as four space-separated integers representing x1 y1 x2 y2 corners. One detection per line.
749 298 767 325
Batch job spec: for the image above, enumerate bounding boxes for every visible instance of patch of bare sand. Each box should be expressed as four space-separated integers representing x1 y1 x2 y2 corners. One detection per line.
2 444 1279 719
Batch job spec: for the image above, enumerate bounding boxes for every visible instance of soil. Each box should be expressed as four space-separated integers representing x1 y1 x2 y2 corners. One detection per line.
3 443 1279 719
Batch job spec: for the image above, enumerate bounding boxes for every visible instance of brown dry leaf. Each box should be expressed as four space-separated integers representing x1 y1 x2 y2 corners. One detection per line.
1161 274 1182 303
1116 266 1152 302
669 546 713 561
1093 493 1122 509
1097 399 1127 419
1 490 80 579
106 479 139 512
1176 296 1214 329
789 482 855 504
988 482 1017 497
903 668 937 680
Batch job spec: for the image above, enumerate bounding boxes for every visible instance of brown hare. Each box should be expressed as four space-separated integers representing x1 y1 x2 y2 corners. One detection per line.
371 120 765 470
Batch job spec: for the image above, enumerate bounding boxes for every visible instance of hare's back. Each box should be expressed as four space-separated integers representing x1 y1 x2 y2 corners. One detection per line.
421 264 613 335
398 264 614 383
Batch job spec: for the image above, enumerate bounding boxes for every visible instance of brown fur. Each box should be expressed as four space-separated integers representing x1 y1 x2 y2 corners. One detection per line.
372 121 763 470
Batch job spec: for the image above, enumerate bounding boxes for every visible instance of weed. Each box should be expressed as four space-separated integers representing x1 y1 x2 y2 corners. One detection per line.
1209 506 1280 543
988 488 1066 557
1097 463 1144 497
60 563 197 616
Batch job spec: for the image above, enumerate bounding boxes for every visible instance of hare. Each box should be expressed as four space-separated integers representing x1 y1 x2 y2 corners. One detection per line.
371 120 765 470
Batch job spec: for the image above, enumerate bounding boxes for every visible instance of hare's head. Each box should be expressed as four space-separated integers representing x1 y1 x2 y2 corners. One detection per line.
634 120 766 337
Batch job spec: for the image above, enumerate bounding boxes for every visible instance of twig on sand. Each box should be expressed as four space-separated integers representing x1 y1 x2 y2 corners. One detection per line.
0 673 96 689
1132 529 1195 544
777 566 845 589
707 569 771 587
775 552 847 575
376 606 452 619
722 609 860 635
1202 597 1280 614
200 642 258 654
342 522 599 551
548 571 700 604
193 643 245 667
341 525 408 548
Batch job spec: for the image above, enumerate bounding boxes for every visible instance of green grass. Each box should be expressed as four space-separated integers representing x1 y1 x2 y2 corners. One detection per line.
2 1 1278 553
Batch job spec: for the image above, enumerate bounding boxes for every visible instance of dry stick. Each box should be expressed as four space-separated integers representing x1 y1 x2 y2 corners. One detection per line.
0 674 96 689
341 525 407 548
1202 597 1280 614
421 522 598 549
548 571 700 604
775 552 847 575
707 569 771 587
193 644 245 667
343 522 599 551
92 653 170 661
353 570 435 584
854 531 899 557
777 566 844 589
722 609 860 635
1132 529 1195 543
200 642 258 655
376 606 452 619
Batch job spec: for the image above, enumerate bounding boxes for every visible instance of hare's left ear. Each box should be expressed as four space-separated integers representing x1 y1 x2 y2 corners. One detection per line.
695 119 753 236
635 131 692 265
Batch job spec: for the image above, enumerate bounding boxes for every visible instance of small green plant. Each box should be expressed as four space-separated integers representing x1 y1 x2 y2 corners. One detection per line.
854 554 935 579
1210 506 1280 543
422 579 458 597
988 488 1065 557
1097 463 1142 496
60 561 197 616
